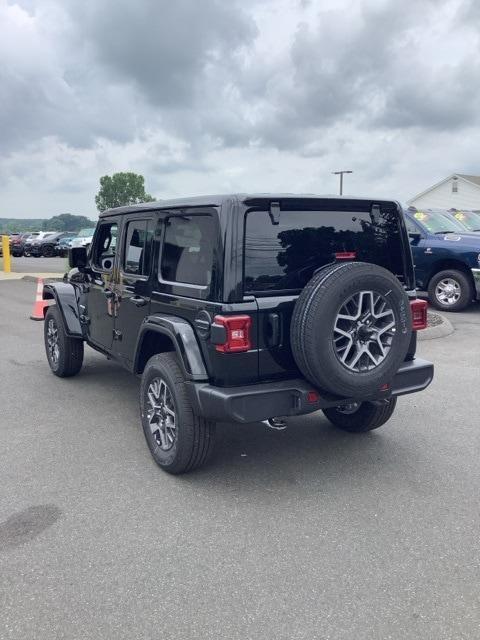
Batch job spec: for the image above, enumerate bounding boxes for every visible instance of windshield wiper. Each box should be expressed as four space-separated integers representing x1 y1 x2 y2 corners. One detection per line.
434 230 456 235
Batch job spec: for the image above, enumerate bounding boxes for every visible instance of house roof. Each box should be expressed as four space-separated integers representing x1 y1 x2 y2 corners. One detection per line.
408 173 480 204
458 174 480 187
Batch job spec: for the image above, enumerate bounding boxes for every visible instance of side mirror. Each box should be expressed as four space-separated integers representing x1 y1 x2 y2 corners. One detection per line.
69 246 88 270
408 232 422 243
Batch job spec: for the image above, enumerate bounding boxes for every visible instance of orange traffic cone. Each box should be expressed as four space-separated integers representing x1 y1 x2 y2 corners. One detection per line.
30 278 48 321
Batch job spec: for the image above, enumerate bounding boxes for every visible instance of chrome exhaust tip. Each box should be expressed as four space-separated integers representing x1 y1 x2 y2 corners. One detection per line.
262 417 287 431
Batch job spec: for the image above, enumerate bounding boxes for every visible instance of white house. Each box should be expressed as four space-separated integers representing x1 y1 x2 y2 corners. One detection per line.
408 174 480 210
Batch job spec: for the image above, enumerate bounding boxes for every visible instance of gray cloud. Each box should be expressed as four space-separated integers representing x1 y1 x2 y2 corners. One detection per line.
1 0 480 217
65 0 257 107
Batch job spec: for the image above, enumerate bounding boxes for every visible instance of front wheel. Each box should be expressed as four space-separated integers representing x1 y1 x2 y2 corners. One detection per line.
428 269 472 312
44 306 84 377
323 397 397 432
140 353 216 474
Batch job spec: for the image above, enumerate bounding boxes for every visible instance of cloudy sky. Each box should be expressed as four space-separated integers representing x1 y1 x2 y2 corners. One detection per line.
1 0 479 219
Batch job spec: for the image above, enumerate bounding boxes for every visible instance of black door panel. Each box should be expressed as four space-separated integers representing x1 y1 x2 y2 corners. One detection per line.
113 218 154 364
85 219 118 349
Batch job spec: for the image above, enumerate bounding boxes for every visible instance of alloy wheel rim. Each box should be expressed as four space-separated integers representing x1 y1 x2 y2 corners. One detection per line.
46 318 60 366
146 378 176 451
435 278 461 305
333 290 396 372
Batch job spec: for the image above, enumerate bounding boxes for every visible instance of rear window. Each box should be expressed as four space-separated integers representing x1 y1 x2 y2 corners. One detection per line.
244 207 405 292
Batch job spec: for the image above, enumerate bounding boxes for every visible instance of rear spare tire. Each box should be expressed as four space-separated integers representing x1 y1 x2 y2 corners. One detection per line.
291 262 412 398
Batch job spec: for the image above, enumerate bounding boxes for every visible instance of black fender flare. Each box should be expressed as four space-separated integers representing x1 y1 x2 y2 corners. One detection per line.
134 315 208 381
43 282 83 338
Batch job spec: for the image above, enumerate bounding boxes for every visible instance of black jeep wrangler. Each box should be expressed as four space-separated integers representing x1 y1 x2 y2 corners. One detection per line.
42 194 433 474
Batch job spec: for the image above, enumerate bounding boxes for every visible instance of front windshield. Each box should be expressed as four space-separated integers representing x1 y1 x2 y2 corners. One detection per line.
450 210 480 232
412 210 465 234
78 227 96 238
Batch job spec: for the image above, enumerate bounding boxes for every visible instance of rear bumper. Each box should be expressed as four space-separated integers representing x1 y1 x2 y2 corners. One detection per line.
186 358 434 424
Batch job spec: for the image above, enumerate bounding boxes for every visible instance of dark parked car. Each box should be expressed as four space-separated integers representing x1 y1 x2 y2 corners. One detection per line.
404 207 480 311
9 232 33 257
41 194 432 473
54 234 78 257
23 232 52 257
29 232 72 257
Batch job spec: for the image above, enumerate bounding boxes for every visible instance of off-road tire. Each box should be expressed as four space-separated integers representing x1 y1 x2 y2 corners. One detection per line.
427 269 472 312
291 262 412 398
140 353 216 474
44 305 84 377
323 397 397 432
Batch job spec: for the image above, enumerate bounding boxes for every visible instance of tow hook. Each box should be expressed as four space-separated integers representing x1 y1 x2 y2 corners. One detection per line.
262 417 288 431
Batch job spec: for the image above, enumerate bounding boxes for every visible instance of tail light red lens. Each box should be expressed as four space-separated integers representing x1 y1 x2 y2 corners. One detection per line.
410 299 428 330
213 315 252 353
335 251 356 260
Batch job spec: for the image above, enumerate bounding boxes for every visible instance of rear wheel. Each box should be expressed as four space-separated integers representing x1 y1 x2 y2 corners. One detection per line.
323 397 397 432
44 306 84 377
42 244 54 257
140 353 216 474
428 269 472 312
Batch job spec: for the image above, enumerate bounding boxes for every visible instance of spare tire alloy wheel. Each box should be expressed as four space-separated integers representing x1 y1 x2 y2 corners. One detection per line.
334 290 396 372
291 262 412 398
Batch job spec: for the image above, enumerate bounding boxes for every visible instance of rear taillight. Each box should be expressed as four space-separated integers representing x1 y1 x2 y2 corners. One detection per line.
213 315 252 353
410 299 428 330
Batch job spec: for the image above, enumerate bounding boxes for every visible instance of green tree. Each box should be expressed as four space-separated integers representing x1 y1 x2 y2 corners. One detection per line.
95 172 155 212
42 214 95 232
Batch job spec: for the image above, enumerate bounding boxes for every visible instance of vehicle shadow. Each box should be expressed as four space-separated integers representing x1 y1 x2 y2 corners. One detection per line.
178 413 420 497
77 349 420 494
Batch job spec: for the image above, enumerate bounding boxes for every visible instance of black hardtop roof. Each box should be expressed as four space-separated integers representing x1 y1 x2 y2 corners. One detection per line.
99 193 400 217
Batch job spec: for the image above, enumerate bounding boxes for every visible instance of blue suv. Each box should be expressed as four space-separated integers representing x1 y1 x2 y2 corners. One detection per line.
404 207 480 311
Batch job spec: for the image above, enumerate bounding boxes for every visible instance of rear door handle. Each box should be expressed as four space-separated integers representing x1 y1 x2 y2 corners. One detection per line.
129 296 148 307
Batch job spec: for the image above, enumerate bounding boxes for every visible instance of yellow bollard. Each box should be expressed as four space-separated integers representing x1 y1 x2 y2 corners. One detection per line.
1 235 11 273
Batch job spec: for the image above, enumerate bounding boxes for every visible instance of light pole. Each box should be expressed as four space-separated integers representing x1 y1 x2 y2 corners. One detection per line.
332 170 353 195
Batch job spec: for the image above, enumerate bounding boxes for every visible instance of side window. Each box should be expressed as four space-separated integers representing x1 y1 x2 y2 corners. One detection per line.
92 222 117 271
161 215 214 286
123 219 153 276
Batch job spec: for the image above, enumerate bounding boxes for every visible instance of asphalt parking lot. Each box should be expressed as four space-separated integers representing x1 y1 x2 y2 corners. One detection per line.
5 256 67 274
1 280 480 640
